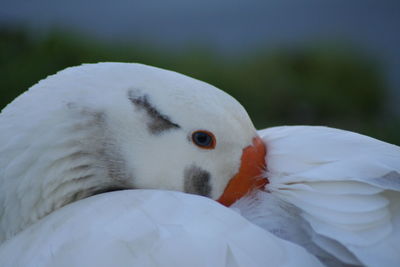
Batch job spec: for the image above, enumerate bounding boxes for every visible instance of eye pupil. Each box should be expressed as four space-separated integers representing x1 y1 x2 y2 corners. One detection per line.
195 133 211 146
192 131 216 149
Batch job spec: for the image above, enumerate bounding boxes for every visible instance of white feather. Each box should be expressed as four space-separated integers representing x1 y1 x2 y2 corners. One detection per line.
0 190 322 267
257 126 400 267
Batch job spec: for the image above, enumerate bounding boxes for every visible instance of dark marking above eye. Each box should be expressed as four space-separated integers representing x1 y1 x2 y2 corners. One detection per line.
128 90 180 135
184 165 212 197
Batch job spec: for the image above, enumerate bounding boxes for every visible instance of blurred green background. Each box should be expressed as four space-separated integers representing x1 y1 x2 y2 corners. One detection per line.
1 1 399 145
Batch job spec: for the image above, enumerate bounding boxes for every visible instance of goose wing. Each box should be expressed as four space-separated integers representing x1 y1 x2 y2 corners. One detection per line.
257 126 400 267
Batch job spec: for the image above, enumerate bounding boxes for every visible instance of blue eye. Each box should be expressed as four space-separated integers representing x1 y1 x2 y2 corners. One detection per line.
192 130 216 149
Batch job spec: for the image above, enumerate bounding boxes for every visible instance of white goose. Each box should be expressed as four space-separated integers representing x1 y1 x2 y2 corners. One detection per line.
0 63 399 267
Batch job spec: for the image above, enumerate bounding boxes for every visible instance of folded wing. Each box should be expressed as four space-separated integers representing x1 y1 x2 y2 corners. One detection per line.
258 126 400 267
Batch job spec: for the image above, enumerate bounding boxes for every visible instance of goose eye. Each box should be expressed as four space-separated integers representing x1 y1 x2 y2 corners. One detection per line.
192 130 216 149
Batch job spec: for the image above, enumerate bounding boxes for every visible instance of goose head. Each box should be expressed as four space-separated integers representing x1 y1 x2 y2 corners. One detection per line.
0 63 266 241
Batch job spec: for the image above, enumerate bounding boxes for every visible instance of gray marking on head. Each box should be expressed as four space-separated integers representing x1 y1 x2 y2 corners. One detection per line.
184 165 211 197
127 90 180 135
67 103 133 186
55 103 134 198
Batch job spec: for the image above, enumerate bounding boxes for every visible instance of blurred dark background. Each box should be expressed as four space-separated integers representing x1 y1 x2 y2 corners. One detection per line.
1 0 399 144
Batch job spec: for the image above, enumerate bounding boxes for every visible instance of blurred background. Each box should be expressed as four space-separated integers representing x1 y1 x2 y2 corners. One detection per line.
1 0 399 144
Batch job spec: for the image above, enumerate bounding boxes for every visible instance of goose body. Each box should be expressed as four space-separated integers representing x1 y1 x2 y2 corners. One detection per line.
0 190 322 267
1 62 400 267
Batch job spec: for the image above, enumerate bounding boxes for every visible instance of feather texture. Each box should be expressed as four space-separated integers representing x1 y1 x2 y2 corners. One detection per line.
257 126 400 267
0 190 322 267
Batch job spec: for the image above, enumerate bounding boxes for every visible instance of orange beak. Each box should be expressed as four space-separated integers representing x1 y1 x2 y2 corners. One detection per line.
217 136 267 207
